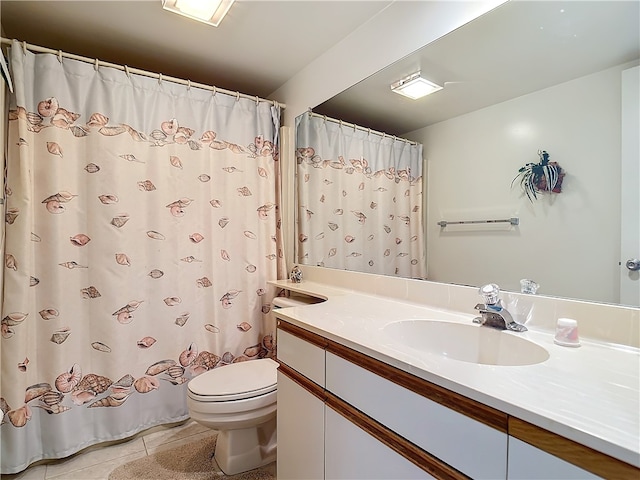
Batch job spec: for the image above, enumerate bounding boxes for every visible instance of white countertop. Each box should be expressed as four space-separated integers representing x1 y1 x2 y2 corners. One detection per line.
270 279 640 468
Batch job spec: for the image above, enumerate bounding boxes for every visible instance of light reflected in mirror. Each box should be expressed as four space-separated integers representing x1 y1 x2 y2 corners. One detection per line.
296 0 640 307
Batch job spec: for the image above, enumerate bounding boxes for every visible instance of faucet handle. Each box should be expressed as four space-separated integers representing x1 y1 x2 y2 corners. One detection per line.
479 283 501 305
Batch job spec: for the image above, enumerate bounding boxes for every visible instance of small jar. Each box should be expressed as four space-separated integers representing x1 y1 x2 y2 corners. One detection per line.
554 318 580 347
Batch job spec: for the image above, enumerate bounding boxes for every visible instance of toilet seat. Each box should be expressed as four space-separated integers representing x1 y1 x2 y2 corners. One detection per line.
188 358 278 402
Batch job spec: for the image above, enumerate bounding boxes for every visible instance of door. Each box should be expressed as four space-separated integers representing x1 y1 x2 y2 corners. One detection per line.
620 65 640 306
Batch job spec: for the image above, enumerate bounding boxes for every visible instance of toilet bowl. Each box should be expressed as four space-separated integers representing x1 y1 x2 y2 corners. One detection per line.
187 357 278 475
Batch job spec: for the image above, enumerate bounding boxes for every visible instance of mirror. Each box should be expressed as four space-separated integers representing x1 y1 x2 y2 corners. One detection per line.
296 0 640 306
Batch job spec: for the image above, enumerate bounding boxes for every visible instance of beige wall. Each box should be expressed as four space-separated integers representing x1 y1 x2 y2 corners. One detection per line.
407 63 633 303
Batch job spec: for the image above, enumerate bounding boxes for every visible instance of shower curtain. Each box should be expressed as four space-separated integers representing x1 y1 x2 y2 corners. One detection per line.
1 42 284 474
296 112 426 278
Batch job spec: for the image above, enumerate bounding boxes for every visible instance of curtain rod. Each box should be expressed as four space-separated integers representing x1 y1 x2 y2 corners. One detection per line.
0 37 286 109
306 110 417 146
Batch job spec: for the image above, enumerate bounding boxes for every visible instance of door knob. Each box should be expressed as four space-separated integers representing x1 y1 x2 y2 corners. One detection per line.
626 258 640 271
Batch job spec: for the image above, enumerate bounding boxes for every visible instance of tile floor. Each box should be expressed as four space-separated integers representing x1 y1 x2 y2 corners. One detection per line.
1 419 214 480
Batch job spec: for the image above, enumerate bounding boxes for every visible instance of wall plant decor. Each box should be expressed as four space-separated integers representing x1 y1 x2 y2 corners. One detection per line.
512 150 565 202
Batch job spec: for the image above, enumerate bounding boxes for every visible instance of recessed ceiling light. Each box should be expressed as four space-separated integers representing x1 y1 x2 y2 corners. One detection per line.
390 72 443 100
162 0 235 27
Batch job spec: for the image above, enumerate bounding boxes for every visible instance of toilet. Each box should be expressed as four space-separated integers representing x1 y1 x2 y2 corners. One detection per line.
187 357 278 475
186 292 320 474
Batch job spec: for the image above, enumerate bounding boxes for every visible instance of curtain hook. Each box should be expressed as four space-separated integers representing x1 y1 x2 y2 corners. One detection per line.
158 73 163 85
187 79 191 90
212 86 217 97
235 91 240 101
57 50 63 63
22 41 27 55
323 115 327 124
367 128 371 136
124 65 130 77
339 120 343 129
94 58 99 71
382 132 386 139
255 95 259 106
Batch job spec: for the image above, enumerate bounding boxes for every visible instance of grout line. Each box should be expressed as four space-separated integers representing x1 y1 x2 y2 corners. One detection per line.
142 435 151 457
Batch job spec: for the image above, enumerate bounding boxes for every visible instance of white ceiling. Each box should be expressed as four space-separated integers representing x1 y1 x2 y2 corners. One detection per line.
315 0 640 135
0 0 391 99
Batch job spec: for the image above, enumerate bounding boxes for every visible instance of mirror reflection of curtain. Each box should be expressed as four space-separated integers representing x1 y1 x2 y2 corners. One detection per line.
1 41 284 474
296 112 426 278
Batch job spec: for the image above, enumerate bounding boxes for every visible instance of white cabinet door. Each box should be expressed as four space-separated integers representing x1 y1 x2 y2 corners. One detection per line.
507 437 600 479
325 406 434 480
326 352 508 479
277 372 325 480
277 329 326 386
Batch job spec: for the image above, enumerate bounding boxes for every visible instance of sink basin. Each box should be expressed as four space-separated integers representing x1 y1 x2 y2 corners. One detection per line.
383 320 549 366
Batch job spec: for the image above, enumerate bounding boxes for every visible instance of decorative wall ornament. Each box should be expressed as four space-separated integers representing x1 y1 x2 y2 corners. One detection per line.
289 265 303 283
512 150 565 202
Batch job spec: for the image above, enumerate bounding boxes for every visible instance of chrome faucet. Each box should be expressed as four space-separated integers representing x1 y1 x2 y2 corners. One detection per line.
473 283 527 332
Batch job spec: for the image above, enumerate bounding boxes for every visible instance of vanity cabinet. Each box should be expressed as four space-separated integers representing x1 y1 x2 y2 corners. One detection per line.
277 320 473 479
277 363 430 480
276 319 638 480
326 351 507 479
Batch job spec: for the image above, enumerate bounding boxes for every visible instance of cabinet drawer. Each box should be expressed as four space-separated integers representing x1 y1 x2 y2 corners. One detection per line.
326 351 507 480
277 328 325 387
508 437 600 479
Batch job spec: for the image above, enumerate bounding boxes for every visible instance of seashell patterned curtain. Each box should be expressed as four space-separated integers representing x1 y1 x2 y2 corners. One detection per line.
295 112 426 278
1 41 284 474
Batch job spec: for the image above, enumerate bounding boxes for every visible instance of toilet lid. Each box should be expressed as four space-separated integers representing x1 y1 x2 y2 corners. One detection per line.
188 358 278 401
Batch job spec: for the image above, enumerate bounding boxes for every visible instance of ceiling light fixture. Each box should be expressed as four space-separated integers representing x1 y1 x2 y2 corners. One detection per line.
162 0 235 27
390 72 443 100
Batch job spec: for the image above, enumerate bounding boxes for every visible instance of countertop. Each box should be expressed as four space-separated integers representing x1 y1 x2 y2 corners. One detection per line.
269 279 640 468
